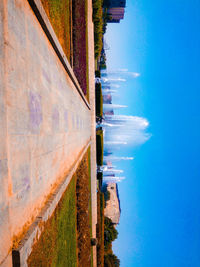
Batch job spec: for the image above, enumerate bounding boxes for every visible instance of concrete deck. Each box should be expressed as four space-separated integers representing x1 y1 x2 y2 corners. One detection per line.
87 0 98 266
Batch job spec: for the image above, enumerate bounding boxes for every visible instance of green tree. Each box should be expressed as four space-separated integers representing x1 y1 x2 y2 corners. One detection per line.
104 217 118 250
104 253 120 267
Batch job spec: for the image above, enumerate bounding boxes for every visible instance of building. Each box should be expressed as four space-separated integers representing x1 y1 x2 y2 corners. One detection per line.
104 0 126 8
107 7 125 23
103 94 112 104
104 183 121 225
103 0 126 23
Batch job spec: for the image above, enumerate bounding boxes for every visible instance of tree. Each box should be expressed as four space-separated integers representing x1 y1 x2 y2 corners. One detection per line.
104 253 120 267
104 217 118 250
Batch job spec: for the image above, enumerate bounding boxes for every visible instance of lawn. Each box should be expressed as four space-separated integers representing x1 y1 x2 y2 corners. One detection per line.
40 0 72 64
27 177 77 267
88 148 94 266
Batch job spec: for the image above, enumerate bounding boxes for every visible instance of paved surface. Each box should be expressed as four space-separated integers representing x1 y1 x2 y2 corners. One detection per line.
12 141 91 267
0 0 95 265
87 1 98 266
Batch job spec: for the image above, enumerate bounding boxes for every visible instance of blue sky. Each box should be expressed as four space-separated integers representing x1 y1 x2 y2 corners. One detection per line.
104 0 200 266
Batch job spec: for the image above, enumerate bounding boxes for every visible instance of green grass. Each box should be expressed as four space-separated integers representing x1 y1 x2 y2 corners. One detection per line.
28 177 77 267
95 83 103 118
87 148 94 267
28 150 94 266
96 129 104 166
41 0 72 64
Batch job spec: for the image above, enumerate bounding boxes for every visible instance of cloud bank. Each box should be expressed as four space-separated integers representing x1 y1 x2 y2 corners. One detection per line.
104 115 151 147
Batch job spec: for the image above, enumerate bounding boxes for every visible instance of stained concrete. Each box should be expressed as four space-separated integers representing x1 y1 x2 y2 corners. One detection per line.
12 141 91 267
0 0 94 265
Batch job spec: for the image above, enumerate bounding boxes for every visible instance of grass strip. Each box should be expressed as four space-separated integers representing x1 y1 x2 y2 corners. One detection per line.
27 177 77 267
40 0 72 64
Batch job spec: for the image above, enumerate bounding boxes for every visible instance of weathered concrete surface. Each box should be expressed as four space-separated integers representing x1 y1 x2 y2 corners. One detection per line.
12 141 91 267
0 0 92 265
87 0 97 266
0 1 12 265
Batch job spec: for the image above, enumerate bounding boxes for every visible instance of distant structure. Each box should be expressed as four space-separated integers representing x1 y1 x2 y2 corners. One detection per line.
104 0 126 23
103 94 112 104
102 82 114 114
104 109 114 115
104 183 121 225
107 7 125 23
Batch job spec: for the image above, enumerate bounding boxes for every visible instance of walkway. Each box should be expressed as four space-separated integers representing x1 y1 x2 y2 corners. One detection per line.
87 0 98 266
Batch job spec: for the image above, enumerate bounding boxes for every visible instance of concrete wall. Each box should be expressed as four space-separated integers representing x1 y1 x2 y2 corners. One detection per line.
0 0 91 265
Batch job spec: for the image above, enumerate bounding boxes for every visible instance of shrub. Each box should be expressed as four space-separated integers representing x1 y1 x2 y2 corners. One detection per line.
104 253 120 267
104 217 118 251
96 129 103 166
101 185 110 205
91 238 98 246
97 171 103 189
95 83 103 118
103 0 110 7
95 70 101 78
92 0 104 58
104 189 110 203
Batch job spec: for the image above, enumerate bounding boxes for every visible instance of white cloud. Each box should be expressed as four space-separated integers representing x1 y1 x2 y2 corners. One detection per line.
129 72 140 78
104 115 151 147
102 77 126 82
118 68 129 72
